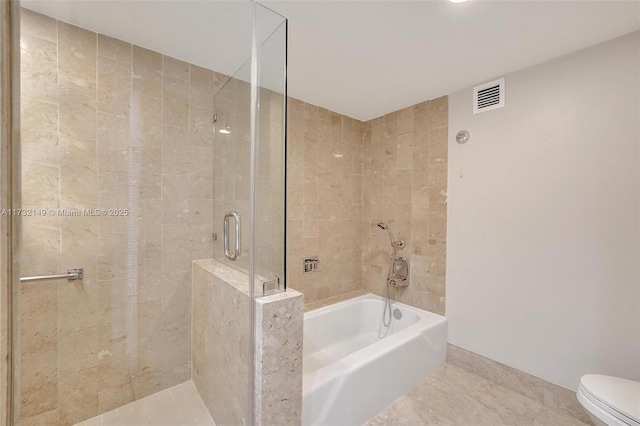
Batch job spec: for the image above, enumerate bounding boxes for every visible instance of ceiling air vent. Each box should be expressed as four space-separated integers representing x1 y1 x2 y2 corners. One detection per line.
473 78 505 114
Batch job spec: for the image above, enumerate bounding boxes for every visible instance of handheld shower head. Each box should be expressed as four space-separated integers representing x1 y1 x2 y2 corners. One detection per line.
377 222 407 328
377 222 404 250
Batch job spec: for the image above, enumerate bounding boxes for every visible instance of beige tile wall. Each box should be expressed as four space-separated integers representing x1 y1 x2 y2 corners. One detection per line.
286 97 448 314
18 9 223 424
286 99 364 303
362 97 448 314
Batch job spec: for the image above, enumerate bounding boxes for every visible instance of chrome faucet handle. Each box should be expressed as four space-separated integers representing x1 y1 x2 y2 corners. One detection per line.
394 240 405 249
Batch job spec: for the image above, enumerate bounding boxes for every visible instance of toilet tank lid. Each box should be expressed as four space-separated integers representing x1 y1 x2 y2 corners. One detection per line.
581 374 640 424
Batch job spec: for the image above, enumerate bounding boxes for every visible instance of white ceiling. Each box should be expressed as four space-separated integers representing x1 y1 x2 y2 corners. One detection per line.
22 0 640 121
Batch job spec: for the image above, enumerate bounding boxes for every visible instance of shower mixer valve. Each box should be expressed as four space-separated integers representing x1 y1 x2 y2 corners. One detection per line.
390 257 409 286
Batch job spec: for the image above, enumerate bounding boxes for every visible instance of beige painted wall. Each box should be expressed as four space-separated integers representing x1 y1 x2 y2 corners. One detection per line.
18 9 222 424
447 32 640 390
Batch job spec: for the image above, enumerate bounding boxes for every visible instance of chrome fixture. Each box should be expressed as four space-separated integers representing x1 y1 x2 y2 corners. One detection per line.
213 113 231 134
219 123 231 135
377 223 405 249
262 275 281 296
304 257 319 273
20 268 84 283
224 211 241 261
456 130 470 144
390 257 409 286
377 223 409 327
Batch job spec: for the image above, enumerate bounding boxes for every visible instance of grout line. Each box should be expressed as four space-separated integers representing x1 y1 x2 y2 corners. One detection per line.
189 61 194 383
159 53 165 383
92 30 100 417
54 18 63 422
126 37 139 404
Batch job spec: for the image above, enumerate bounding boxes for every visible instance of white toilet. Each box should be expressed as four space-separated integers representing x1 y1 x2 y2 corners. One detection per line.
577 374 640 426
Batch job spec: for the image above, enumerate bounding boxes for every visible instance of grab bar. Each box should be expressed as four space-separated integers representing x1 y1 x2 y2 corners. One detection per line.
224 211 241 261
20 268 84 283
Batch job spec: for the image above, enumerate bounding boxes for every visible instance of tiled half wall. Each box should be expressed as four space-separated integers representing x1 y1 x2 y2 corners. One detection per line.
192 259 303 426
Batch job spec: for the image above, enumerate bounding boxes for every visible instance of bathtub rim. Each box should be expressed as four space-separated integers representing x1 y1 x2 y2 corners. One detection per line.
304 292 447 324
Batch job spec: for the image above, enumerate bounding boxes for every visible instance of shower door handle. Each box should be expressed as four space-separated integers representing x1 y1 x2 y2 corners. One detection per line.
224 211 241 261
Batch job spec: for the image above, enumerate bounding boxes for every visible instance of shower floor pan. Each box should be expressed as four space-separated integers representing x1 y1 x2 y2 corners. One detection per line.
73 381 214 426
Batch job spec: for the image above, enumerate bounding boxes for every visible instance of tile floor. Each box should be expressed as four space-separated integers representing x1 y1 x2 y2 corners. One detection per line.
72 364 590 426
366 363 590 426
74 381 215 426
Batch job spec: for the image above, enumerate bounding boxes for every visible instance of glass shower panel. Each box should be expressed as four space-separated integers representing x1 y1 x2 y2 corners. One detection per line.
213 2 287 292
213 61 252 273
255 8 287 291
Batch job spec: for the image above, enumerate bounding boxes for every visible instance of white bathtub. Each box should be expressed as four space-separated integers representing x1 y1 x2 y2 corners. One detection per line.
302 293 448 426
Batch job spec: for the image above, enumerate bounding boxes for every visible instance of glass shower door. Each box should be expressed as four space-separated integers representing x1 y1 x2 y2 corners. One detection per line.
212 4 287 292
213 66 252 273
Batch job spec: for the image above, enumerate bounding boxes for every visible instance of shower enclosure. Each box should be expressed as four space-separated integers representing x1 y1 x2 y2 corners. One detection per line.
213 4 287 292
3 1 287 424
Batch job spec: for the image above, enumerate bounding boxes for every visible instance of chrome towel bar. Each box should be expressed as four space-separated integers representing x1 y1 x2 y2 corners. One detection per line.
20 268 84 283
